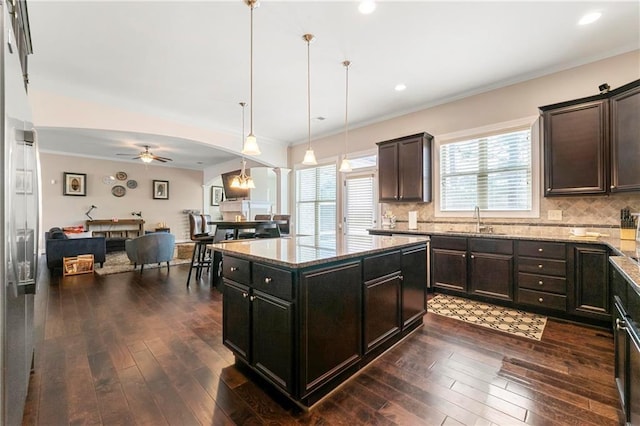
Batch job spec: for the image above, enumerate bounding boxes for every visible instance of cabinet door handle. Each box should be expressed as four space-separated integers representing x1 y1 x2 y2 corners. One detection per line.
242 292 248 298
398 275 404 281
462 254 466 258
547 187 551 191
250 295 256 302
538 297 544 303
470 255 475 259
611 185 615 189
538 280 544 286
538 264 543 269
538 248 543 252
230 266 239 272
616 318 627 331
264 277 272 284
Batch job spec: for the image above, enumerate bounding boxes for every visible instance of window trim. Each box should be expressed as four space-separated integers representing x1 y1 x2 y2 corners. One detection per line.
434 116 540 219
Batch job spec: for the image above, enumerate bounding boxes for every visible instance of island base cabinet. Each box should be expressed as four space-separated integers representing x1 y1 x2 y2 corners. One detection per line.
222 280 251 360
401 246 427 328
364 274 401 353
300 262 362 400
252 292 294 393
222 280 294 394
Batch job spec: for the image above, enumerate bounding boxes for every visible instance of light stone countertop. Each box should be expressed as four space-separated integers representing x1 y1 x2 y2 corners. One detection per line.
209 234 429 269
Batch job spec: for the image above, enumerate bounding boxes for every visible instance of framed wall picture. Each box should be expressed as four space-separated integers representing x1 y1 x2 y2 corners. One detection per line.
211 186 224 206
153 180 169 200
63 172 87 196
16 169 33 194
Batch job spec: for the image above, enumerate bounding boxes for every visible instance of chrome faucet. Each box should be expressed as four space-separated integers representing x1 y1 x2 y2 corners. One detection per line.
474 205 481 233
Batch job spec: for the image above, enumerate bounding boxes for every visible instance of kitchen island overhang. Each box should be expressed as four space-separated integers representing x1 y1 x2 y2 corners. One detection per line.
211 234 429 409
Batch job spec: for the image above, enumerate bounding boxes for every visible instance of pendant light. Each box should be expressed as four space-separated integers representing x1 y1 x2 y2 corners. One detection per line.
231 102 256 189
302 33 317 166
339 60 353 173
242 0 261 156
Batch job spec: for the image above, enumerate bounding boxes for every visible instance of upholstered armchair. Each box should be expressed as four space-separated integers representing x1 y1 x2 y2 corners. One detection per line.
125 232 176 273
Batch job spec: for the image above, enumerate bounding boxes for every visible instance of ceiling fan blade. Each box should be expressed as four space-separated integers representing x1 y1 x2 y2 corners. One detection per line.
154 158 168 163
132 155 142 160
153 156 173 162
116 153 132 156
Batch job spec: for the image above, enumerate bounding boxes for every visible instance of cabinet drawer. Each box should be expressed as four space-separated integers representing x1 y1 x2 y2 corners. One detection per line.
431 236 467 251
518 288 566 311
363 250 401 282
518 272 566 294
223 255 251 285
253 263 293 300
469 238 513 255
518 241 565 259
518 257 566 276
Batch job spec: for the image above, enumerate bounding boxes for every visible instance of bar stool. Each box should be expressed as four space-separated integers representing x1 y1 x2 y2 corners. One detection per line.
273 214 291 235
186 213 214 286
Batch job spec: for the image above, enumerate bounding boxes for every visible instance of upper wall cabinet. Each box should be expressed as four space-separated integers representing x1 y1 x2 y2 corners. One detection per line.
377 132 433 203
540 79 640 196
610 81 640 192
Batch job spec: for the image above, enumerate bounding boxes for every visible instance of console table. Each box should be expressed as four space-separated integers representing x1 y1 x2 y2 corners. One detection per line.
86 219 145 238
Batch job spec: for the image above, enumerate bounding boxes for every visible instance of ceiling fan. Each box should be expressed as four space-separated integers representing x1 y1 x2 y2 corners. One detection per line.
117 145 173 163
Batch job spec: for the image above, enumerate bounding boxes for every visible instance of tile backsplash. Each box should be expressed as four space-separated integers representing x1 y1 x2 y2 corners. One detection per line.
382 192 640 237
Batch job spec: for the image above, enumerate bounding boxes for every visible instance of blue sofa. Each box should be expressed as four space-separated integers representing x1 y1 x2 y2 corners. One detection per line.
45 229 106 274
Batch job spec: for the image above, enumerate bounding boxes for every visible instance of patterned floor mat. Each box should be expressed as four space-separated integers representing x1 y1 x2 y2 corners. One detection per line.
427 294 547 341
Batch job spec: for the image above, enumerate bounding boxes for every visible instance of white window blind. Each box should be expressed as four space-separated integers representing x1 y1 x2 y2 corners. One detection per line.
344 174 375 251
440 129 531 211
296 164 336 247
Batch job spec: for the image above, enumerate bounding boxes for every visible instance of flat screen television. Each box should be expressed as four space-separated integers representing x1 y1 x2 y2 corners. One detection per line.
221 170 250 200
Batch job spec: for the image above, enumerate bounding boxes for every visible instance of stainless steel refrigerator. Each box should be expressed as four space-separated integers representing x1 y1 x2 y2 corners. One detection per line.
1 1 37 425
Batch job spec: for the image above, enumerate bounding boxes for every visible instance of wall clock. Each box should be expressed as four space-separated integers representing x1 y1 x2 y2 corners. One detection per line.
115 171 128 181
111 185 126 197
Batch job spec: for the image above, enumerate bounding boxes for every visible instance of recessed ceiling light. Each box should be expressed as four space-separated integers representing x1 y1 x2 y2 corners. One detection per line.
395 83 406 92
358 0 376 15
578 11 601 25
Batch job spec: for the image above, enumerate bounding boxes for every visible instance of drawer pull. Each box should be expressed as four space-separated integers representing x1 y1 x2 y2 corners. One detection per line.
250 295 256 302
470 255 475 259
399 275 404 281
230 266 239 272
538 280 544 286
538 248 543 252
462 254 466 258
538 264 543 269
616 318 627 331
264 277 272 284
538 297 544 303
242 292 248 298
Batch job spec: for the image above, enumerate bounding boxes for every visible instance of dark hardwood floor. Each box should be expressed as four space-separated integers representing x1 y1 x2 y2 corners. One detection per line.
23 260 623 425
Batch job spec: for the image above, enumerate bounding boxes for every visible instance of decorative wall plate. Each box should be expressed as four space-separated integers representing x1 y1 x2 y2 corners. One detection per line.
126 179 138 189
111 185 126 197
102 175 115 185
115 171 128 181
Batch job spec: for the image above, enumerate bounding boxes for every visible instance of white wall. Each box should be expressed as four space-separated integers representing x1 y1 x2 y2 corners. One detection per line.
290 51 640 166
40 153 203 241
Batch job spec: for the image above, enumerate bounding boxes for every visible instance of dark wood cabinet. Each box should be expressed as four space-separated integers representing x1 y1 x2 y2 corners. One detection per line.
542 99 608 196
431 236 467 294
516 240 567 313
540 79 640 196
377 132 432 202
299 261 362 398
364 274 401 353
610 80 640 192
222 257 294 393
469 238 514 301
569 244 610 321
401 246 428 328
611 264 640 424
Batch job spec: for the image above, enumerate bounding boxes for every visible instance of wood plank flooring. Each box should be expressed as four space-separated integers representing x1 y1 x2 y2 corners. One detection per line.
23 260 624 425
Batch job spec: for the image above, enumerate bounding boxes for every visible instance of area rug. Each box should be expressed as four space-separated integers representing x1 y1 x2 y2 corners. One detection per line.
427 294 547 341
94 251 191 276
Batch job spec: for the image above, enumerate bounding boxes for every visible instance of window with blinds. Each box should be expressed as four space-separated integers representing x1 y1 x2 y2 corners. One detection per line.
440 129 531 211
296 164 337 247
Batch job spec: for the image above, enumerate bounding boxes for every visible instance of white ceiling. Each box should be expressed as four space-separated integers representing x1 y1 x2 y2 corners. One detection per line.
27 1 640 170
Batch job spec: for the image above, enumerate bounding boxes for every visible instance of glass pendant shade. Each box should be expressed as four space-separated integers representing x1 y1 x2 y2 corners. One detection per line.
140 152 154 163
230 176 241 188
339 157 352 172
303 149 317 166
242 133 261 155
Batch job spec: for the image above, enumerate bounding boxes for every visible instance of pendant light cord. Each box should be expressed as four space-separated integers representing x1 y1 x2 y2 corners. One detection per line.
250 4 254 136
344 61 350 154
307 38 311 150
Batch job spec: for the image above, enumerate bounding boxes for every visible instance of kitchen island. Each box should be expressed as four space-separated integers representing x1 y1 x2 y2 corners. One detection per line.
210 234 428 409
